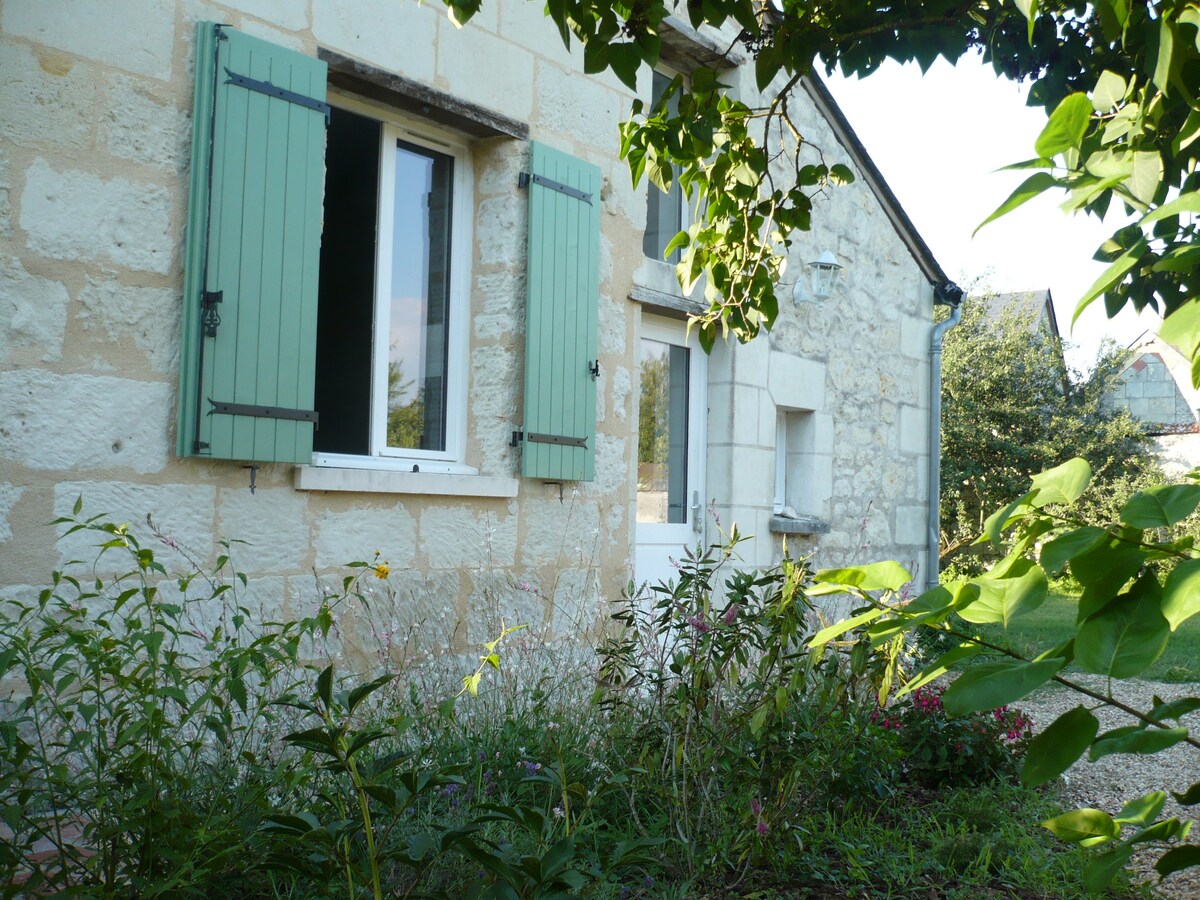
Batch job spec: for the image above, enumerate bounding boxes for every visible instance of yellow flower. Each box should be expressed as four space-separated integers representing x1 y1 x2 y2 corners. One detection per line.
374 562 390 579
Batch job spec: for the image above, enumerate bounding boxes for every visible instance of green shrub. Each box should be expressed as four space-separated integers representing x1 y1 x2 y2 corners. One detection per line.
0 503 332 896
875 685 1032 787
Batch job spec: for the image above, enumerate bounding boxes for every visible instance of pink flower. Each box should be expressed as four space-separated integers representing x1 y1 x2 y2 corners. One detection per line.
750 798 762 816
756 821 769 836
721 604 740 626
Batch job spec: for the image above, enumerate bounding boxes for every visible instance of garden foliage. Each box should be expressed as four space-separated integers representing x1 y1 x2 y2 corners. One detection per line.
438 0 1200 885
0 508 1094 897
813 457 1200 891
940 299 1160 571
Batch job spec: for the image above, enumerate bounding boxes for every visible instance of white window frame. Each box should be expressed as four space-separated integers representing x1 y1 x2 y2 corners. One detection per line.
311 99 475 476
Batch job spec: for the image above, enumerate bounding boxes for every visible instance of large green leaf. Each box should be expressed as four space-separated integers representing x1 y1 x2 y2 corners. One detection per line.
1126 150 1163 206
980 491 1036 550
957 556 1049 627
1121 483 1200 527
1114 791 1166 827
1076 577 1170 678
1152 13 1175 94
1090 725 1188 759
1092 69 1127 111
1172 782 1200 805
1030 458 1092 506
1148 695 1200 722
897 641 985 698
1041 526 1108 574
808 607 884 649
1140 188 1200 225
813 561 911 592
1156 845 1200 879
1071 542 1147 620
1085 845 1134 892
1161 557 1200 630
942 657 1064 716
974 173 1058 235
1042 808 1120 843
1035 92 1094 157
1021 706 1099 787
1072 236 1148 324
1159 299 1200 376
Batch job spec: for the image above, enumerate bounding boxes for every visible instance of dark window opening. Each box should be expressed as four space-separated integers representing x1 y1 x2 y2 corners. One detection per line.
315 106 380 454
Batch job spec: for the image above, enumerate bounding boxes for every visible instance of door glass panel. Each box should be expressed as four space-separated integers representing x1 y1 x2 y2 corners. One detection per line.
638 338 690 524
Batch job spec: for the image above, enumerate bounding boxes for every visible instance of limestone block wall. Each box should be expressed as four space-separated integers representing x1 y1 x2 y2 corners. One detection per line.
699 66 935 587
0 0 935 653
0 0 643 661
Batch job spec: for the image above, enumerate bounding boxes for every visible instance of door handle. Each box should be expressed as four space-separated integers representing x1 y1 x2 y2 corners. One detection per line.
692 490 702 534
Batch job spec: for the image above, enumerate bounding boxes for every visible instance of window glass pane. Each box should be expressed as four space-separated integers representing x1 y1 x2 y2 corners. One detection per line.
637 338 689 524
643 71 684 264
388 140 453 451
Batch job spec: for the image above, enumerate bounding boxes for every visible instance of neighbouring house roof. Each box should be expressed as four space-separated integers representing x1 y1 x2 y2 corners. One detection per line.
801 72 952 292
1109 334 1200 434
977 289 1061 341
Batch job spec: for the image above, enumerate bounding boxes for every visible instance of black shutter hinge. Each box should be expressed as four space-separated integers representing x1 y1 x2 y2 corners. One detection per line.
518 172 593 205
511 430 588 449
224 67 331 125
201 290 223 338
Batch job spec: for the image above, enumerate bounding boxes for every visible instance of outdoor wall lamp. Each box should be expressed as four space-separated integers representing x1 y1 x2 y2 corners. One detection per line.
792 250 843 305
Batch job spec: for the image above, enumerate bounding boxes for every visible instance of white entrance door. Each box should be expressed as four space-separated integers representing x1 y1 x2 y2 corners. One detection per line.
634 315 707 589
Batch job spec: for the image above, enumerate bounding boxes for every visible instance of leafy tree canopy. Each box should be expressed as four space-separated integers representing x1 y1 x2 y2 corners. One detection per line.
441 0 1200 363
939 297 1160 570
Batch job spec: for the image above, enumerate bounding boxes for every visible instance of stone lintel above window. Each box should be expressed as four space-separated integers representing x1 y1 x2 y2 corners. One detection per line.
659 16 747 71
319 48 529 140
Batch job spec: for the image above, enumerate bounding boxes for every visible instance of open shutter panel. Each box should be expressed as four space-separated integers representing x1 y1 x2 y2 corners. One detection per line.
177 23 326 464
521 143 601 481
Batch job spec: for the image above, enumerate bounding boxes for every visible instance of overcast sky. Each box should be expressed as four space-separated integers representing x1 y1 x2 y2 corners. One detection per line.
823 55 1159 371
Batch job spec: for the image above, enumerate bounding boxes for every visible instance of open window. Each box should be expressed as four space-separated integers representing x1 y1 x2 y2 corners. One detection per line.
178 23 601 482
313 105 471 471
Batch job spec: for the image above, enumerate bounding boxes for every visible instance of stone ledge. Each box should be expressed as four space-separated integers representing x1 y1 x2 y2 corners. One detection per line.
296 466 518 498
629 285 705 318
769 514 830 535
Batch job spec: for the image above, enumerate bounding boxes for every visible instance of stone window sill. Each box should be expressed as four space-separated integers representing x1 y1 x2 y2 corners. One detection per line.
295 465 518 498
769 514 830 536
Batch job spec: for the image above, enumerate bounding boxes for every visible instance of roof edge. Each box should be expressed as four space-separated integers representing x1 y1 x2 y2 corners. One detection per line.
800 71 950 289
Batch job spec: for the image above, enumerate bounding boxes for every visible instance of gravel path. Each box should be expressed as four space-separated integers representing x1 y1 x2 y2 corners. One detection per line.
1016 676 1200 898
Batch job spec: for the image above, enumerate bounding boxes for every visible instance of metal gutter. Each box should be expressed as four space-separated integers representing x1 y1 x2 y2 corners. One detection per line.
927 284 965 591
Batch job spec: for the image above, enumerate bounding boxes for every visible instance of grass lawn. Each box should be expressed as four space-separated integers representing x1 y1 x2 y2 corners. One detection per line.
974 591 1200 683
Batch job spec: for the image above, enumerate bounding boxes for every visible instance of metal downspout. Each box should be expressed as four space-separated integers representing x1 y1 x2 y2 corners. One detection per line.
927 283 964 592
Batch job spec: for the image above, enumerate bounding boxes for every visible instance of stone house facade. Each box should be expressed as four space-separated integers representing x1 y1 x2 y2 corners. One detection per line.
0 0 950 657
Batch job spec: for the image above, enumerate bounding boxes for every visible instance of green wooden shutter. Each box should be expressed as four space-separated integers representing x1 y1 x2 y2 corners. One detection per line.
521 143 601 481
177 23 326 464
